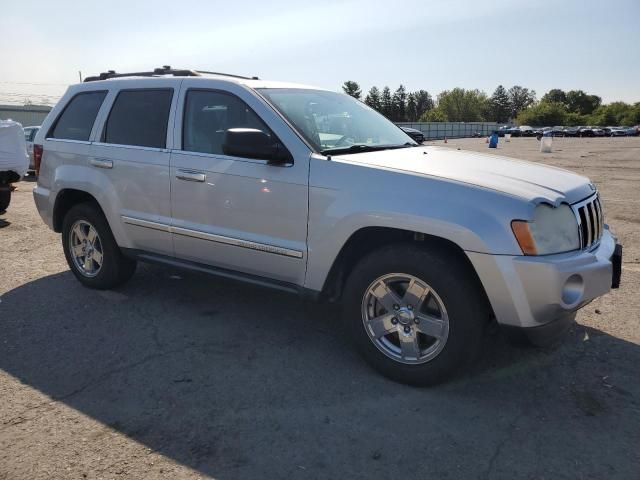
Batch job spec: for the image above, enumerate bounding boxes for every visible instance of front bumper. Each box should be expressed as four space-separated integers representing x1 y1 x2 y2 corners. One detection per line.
467 227 621 341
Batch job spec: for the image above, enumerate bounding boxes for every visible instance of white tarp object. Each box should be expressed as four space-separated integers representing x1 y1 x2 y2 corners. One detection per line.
0 120 29 177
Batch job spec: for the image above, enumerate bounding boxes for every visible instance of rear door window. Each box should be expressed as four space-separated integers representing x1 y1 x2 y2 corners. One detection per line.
50 91 107 141
103 89 173 148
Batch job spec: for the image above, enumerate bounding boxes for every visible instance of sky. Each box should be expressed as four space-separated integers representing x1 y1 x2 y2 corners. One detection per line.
1 0 638 106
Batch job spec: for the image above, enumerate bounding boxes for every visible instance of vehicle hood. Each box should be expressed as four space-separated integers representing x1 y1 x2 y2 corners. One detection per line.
333 145 593 205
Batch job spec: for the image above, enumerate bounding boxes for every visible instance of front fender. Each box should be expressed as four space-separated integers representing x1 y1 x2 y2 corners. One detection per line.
305 157 530 291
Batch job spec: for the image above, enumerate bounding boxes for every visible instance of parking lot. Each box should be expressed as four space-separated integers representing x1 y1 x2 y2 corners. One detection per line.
1 137 639 479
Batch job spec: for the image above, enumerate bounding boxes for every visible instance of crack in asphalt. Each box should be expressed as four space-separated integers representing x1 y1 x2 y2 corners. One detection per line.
480 409 527 480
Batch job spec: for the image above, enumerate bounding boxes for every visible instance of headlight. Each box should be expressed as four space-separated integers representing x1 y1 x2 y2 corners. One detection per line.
511 204 580 255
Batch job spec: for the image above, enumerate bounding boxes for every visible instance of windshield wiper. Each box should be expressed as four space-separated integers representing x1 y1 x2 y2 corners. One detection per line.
320 143 415 156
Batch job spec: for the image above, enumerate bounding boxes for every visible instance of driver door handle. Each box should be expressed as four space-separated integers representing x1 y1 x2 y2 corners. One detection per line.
176 170 206 182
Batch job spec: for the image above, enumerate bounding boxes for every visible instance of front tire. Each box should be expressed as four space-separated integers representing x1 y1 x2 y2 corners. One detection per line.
343 243 489 386
62 202 136 289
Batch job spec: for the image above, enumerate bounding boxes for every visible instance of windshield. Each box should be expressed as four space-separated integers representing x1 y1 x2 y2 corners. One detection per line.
257 88 416 154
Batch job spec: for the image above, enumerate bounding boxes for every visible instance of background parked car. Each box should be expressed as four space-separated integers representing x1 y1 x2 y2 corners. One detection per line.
519 125 535 136
400 126 425 143
624 126 639 136
551 126 565 137
564 126 582 137
497 126 521 137
603 127 627 137
592 127 605 137
23 126 40 173
579 127 595 137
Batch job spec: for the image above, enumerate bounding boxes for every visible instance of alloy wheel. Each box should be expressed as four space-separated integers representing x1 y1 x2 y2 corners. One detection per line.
361 273 449 364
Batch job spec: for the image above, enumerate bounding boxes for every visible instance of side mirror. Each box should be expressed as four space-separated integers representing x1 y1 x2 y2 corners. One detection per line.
222 128 291 164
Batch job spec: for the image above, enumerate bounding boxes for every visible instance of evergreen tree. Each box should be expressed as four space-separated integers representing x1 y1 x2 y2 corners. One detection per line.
489 85 512 122
364 86 382 111
380 86 393 119
392 85 408 121
406 93 418 122
342 81 362 99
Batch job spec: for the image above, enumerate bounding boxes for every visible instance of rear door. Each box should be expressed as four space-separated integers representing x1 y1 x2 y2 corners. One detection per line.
169 80 311 286
90 81 179 255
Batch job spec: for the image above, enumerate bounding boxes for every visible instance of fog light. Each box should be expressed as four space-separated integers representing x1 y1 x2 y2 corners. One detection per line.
561 274 584 306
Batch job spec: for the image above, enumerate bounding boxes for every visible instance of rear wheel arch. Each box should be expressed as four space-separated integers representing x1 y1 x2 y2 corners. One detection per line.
321 227 493 316
53 189 104 233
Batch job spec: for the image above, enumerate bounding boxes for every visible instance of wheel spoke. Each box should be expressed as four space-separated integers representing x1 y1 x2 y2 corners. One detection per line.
72 244 85 257
73 224 87 242
399 331 420 360
86 227 97 245
402 278 430 309
415 313 446 339
370 280 403 313
367 313 397 339
83 255 93 272
91 249 103 266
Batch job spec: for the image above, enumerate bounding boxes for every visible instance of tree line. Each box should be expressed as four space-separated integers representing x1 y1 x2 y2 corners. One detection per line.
342 81 640 126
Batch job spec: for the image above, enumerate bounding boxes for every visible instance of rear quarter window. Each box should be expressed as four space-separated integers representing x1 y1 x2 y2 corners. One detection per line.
103 89 173 148
50 91 107 141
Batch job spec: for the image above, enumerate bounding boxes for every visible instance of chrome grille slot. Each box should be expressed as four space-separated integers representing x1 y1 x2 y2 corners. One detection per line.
573 194 604 250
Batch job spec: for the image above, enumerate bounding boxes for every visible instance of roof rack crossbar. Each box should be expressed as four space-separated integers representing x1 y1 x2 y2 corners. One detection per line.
84 66 200 82
84 66 259 82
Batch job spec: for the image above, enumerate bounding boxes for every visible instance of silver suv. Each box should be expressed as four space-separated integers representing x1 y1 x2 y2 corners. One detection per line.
33 67 622 385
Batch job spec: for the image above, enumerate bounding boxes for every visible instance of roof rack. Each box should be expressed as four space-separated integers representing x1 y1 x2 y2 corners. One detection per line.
83 66 259 82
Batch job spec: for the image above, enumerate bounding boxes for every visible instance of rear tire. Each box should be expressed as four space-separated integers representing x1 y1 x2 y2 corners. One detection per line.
343 243 489 386
62 202 136 289
0 190 10 213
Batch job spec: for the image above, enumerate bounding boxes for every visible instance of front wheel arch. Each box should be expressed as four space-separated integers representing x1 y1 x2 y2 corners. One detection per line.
321 227 493 317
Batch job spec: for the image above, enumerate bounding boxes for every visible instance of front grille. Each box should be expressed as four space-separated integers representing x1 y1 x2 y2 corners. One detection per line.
573 194 603 250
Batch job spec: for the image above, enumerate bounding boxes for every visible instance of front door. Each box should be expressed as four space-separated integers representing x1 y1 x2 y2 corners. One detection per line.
169 82 310 286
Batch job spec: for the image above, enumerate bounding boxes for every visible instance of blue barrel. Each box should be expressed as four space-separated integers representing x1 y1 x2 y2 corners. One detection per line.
489 132 499 148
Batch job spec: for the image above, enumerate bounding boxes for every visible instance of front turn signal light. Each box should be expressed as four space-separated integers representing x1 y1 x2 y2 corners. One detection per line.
511 220 537 255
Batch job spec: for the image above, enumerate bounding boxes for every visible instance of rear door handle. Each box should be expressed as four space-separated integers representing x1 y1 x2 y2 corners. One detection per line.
90 158 113 169
176 170 206 182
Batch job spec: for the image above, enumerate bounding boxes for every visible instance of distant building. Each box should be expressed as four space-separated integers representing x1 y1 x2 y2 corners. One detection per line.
0 104 52 126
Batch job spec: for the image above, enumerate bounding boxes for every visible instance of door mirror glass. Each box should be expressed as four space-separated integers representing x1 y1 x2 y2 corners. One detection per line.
222 128 291 164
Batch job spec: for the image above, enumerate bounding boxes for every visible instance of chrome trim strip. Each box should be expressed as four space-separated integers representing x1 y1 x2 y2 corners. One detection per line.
122 216 171 232
121 216 303 259
171 226 303 258
92 142 168 153
45 138 91 145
